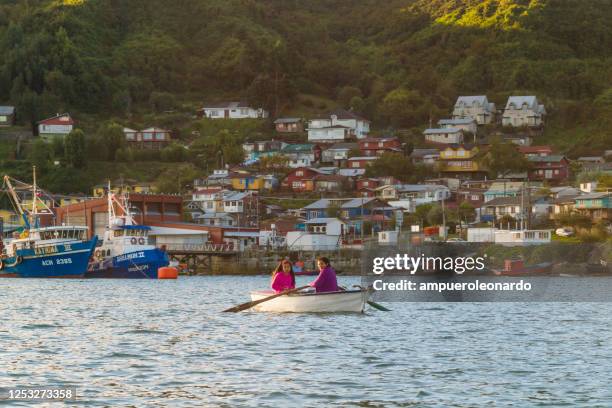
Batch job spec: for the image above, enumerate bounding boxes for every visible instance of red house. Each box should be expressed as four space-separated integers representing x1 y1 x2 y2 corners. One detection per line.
527 155 570 183
518 145 552 158
281 167 325 192
358 137 402 157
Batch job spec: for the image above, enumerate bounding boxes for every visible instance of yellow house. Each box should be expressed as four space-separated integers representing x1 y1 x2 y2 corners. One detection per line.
231 175 265 191
439 145 482 173
0 209 24 228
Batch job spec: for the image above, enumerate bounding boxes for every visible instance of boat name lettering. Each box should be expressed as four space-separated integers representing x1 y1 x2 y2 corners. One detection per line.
116 252 146 262
35 246 58 256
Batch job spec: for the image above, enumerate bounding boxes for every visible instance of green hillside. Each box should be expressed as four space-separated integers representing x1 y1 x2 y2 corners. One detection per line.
0 0 610 192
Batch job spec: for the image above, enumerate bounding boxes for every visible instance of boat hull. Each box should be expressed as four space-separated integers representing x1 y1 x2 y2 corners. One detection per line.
493 262 553 276
250 289 369 313
86 248 169 279
0 237 98 278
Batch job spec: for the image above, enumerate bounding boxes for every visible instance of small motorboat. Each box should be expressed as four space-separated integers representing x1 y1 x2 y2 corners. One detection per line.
249 288 370 313
492 259 553 276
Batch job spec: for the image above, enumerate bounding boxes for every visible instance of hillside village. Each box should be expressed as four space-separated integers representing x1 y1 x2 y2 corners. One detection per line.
0 92 610 252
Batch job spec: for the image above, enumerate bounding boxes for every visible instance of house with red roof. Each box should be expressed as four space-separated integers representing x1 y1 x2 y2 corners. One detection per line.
358 137 402 156
518 145 552 158
38 113 74 139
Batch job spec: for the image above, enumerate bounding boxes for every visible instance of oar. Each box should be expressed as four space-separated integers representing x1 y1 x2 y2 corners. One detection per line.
352 285 391 312
223 285 310 313
367 301 391 311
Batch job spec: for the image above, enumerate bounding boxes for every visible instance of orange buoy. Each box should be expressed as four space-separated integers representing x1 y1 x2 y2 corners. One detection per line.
158 266 178 279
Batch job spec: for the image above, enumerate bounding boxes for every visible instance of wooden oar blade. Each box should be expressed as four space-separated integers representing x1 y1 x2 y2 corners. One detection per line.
223 285 310 313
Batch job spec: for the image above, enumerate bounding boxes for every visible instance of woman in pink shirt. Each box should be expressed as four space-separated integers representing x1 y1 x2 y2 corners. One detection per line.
271 260 296 293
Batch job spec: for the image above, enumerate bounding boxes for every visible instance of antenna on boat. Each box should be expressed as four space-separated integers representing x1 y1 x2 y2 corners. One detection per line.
32 165 37 227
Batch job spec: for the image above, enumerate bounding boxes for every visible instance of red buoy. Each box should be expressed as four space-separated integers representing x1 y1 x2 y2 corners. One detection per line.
158 267 178 279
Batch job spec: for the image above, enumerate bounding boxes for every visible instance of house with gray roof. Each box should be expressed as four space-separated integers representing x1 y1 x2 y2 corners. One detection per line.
502 96 546 127
198 101 268 119
452 95 496 125
0 106 15 126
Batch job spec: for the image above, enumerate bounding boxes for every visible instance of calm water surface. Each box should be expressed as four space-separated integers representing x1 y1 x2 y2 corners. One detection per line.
1 276 611 407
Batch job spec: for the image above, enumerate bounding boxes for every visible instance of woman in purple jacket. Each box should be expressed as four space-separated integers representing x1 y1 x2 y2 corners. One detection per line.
309 257 339 292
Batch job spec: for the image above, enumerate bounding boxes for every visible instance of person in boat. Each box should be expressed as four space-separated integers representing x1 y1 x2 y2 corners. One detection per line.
271 259 296 293
309 256 339 293
293 259 304 273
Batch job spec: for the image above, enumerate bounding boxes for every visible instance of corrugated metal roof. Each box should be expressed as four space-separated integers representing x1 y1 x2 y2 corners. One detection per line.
0 106 15 115
424 127 462 134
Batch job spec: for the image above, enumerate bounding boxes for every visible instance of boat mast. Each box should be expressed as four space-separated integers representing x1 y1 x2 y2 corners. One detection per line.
3 175 28 229
32 165 37 227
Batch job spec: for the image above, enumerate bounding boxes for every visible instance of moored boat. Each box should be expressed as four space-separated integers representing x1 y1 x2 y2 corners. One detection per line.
249 289 370 313
86 185 170 279
0 169 98 278
492 259 553 276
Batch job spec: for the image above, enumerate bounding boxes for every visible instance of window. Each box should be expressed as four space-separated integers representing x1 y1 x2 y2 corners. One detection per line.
155 132 166 140
292 181 302 189
378 142 383 147
143 132 153 140
352 162 360 168
210 110 219 117
296 170 303 177
471 195 480 201
0 115 6 122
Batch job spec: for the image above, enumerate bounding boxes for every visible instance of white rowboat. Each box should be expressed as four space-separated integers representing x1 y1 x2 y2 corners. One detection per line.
250 289 370 313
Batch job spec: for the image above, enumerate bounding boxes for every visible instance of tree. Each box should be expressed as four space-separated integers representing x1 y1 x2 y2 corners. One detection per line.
478 139 531 178
64 129 86 168
28 139 52 172
365 153 418 183
97 122 125 161
337 86 363 108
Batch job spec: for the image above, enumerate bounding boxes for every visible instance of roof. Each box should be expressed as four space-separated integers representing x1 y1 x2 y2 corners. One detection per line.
338 169 366 177
424 128 462 134
123 127 138 133
273 117 301 124
528 155 566 163
577 156 604 162
396 184 447 193
440 143 477 150
455 95 488 106
360 137 398 143
38 113 74 125
303 199 335 210
518 145 552 154
329 109 369 122
202 101 251 109
141 127 170 133
348 156 377 161
305 217 345 224
575 192 611 200
314 174 346 182
223 191 250 201
0 106 15 115
551 195 581 204
438 118 476 125
341 197 378 208
326 142 359 151
505 96 537 109
486 181 524 192
483 196 538 207
281 144 316 153
410 148 440 158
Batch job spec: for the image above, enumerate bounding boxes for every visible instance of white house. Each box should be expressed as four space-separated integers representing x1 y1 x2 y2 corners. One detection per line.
330 109 370 139
38 113 74 139
286 218 345 251
307 125 352 142
452 95 496 125
321 143 358 163
502 96 546 127
199 101 268 119
307 109 370 141
438 118 477 135
423 128 464 144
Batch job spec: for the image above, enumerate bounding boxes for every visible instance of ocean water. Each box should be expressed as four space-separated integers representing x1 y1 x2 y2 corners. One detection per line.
1 276 612 407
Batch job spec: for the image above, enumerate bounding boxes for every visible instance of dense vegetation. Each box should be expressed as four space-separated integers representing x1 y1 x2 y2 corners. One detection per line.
0 0 611 192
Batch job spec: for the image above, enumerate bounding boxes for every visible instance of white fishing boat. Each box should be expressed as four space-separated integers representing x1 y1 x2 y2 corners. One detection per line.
249 289 370 313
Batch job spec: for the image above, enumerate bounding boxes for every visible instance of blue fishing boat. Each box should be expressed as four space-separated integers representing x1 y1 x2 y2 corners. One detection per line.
86 187 170 279
0 169 98 278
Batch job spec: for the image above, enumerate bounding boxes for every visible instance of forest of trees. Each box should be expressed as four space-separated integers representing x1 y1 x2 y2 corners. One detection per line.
0 0 610 192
